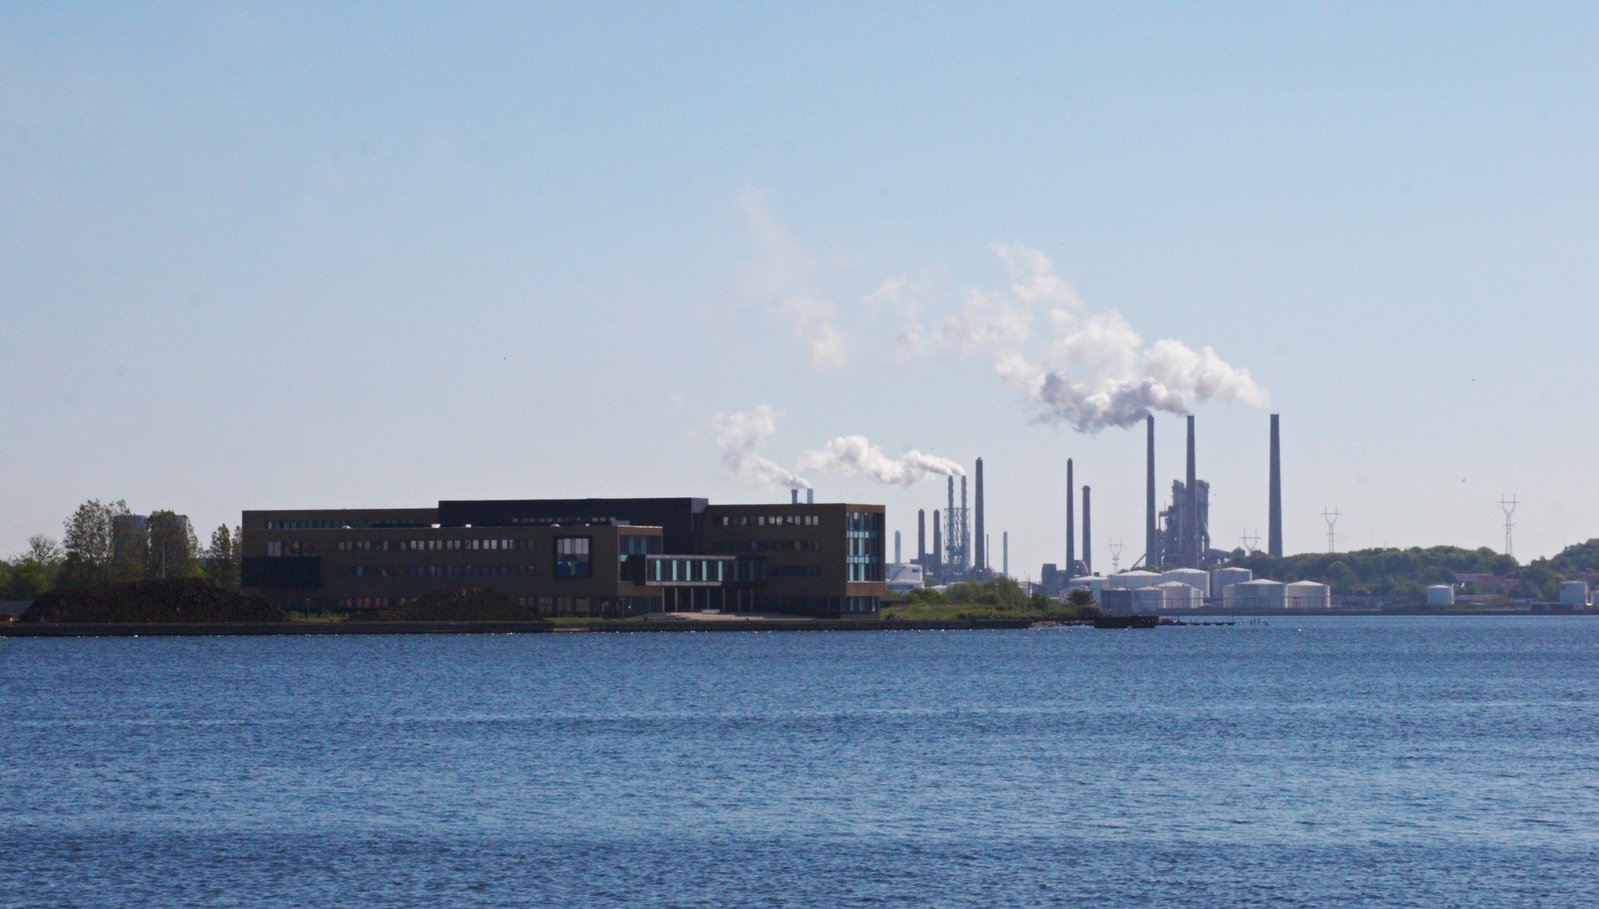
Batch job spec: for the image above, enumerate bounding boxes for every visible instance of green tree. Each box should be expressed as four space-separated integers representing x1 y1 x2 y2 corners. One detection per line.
59 499 133 588
109 514 149 583
1549 539 1599 575
146 511 200 580
2 535 64 600
1513 561 1559 602
205 524 242 589
3 560 52 600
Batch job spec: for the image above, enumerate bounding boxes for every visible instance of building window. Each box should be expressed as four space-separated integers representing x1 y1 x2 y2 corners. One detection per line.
555 537 592 578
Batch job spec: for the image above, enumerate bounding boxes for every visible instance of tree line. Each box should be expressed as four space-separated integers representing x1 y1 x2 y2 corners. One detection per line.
1 499 241 601
1224 543 1589 602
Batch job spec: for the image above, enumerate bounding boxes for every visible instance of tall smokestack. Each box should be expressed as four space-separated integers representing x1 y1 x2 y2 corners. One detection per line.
1145 415 1157 569
1268 413 1283 557
1066 458 1076 578
791 489 798 505
807 488 814 505
1185 415 1197 568
932 509 943 579
974 457 986 575
894 530 902 565
947 477 955 571
917 509 927 566
1003 531 1009 578
1082 485 1093 576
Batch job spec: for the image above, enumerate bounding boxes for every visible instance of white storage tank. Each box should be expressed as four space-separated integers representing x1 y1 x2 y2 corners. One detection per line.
1213 567 1252 599
1132 586 1166 613
1108 570 1161 590
1155 581 1203 609
1559 581 1589 608
1426 584 1456 606
1226 579 1285 610
1160 568 1210 597
1284 580 1332 610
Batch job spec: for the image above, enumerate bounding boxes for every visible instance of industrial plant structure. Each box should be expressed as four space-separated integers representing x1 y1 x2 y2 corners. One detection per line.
1140 412 1285 570
905 456 1008 584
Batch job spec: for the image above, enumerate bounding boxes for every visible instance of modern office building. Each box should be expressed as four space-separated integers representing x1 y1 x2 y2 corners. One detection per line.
241 496 886 619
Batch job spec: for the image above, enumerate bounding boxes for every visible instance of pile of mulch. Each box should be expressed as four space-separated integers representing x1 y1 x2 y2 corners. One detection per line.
22 579 288 624
347 587 538 623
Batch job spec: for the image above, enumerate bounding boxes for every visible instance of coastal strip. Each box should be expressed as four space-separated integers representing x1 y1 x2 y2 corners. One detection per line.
0 618 1040 638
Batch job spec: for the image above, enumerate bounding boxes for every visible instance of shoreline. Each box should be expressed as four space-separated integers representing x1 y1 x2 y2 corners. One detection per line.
4 610 1594 638
0 617 1041 638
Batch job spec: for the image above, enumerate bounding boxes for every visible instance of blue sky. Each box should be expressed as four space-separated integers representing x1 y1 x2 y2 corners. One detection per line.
3 2 1596 577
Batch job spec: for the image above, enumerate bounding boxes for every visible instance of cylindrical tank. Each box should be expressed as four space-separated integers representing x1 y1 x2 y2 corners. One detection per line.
1161 568 1210 597
1213 567 1252 599
1284 580 1331 609
1559 581 1589 608
1426 584 1455 606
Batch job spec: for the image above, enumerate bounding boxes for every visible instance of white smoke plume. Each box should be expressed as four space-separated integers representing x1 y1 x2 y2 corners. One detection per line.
800 435 965 486
940 244 1267 432
713 405 811 490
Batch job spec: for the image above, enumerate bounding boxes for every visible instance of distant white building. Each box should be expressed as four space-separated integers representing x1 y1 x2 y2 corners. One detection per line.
886 563 925 595
1426 584 1456 606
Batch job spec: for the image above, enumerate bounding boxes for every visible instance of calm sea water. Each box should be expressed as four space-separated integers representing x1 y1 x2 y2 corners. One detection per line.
3 617 1597 908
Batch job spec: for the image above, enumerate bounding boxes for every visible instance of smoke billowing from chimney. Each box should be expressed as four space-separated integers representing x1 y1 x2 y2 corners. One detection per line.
933 245 1268 433
800 435 965 486
713 404 811 490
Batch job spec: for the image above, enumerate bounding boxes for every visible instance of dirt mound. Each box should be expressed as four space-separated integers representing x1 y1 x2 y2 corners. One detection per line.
23 579 288 624
347 587 538 623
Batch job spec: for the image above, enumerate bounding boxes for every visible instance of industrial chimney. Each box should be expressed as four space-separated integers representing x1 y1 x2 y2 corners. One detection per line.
807 488 814 505
1268 414 1283 557
791 489 798 505
1145 415 1157 570
894 530 902 565
1066 458 1076 579
1082 485 1092 576
1184 415 1198 568
974 457 986 575
917 509 927 566
932 509 943 579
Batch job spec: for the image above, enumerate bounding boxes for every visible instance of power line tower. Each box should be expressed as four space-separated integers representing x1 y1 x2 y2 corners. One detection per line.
1240 531 1262 555
1108 540 1124 574
1499 495 1518 558
1322 507 1340 554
